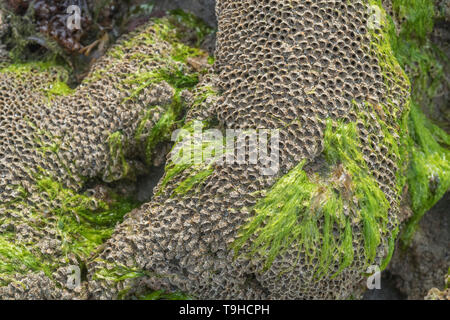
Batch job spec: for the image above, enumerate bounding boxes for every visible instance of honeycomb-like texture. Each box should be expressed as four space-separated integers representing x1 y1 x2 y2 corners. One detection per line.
0 42 8 63
0 17 201 299
0 8 7 36
87 0 410 299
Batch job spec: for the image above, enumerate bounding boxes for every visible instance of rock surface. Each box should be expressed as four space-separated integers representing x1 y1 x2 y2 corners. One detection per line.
388 192 449 299
152 0 217 27
87 0 411 300
0 13 209 299
0 0 448 300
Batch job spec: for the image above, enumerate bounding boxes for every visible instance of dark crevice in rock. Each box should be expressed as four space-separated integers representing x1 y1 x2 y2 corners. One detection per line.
136 164 166 203
363 193 449 300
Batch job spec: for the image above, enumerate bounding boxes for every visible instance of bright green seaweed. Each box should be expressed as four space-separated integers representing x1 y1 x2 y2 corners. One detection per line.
232 0 447 277
387 0 450 245
0 10 213 294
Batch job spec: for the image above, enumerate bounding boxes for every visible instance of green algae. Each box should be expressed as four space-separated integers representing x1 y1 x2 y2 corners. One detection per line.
324 120 392 264
172 165 214 196
91 260 194 300
0 60 64 73
142 106 178 165
0 238 54 286
117 12 212 169
233 119 393 277
173 164 214 192
133 87 192 166
368 0 411 107
43 81 75 100
92 263 149 283
168 9 215 47
0 60 70 87
109 11 211 64
106 131 130 181
380 226 400 270
116 13 213 167
171 44 205 64
402 103 450 244
388 1 444 112
93 12 212 170
0 10 213 292
92 261 171 300
154 11 212 63
364 1 450 249
231 2 411 277
157 120 208 194
125 65 199 102
391 0 435 42
156 119 226 197
191 85 217 109
0 60 73 103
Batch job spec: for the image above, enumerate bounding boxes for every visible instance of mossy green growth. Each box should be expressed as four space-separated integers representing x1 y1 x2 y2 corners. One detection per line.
129 10 212 64
232 159 349 277
384 0 450 244
0 238 54 286
134 89 190 166
167 9 215 47
35 176 140 258
381 226 399 270
119 19 208 167
0 60 73 102
388 1 444 111
368 0 410 98
91 260 194 300
154 12 211 63
0 174 140 286
43 81 75 100
120 26 208 164
402 103 450 244
0 60 70 86
106 131 130 181
0 60 64 74
92 262 149 283
446 267 450 290
157 120 225 197
112 11 214 167
171 44 205 64
92 261 165 300
233 119 393 277
324 120 392 263
191 85 217 109
139 290 194 300
391 0 435 42
171 165 214 197
125 65 199 102
142 106 178 166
